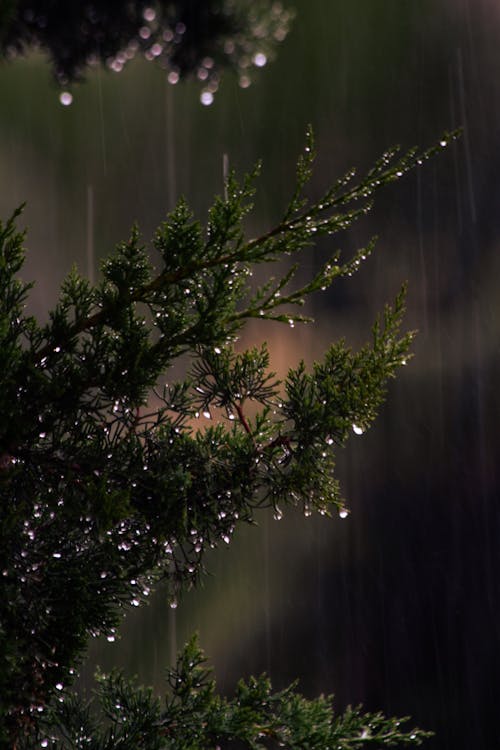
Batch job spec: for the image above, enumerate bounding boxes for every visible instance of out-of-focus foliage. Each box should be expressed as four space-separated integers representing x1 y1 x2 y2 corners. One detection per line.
0 1 294 99
0 130 457 745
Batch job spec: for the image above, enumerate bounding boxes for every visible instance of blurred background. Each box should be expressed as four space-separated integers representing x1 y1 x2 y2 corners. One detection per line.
1 0 499 747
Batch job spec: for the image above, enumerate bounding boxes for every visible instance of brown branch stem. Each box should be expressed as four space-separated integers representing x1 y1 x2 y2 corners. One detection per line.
234 403 252 437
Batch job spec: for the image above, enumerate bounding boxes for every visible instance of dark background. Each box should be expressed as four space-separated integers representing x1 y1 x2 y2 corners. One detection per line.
1 1 499 748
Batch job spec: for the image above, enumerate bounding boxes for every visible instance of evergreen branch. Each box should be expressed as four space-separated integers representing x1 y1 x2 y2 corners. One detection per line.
0 129 460 744
28 130 460 370
36 637 433 750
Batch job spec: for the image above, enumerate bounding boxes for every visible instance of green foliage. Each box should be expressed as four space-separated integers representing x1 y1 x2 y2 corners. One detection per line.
34 637 432 749
0 129 458 745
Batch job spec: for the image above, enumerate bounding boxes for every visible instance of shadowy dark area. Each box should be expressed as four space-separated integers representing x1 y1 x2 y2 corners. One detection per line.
237 362 500 750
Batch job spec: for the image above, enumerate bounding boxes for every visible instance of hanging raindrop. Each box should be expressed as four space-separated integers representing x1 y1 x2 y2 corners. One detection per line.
253 52 267 67
200 91 214 106
59 91 73 106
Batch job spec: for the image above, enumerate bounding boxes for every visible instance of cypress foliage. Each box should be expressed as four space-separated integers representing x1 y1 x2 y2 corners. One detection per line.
0 129 457 747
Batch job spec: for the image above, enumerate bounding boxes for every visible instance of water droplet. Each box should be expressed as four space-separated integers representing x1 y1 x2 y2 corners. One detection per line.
169 598 178 609
325 436 334 445
107 634 116 643
203 410 211 419
200 91 214 106
253 52 267 67
288 319 295 328
52 552 61 559
167 71 179 85
110 58 124 72
131 598 140 607
143 7 156 21
352 423 364 435
440 139 447 147
55 683 63 691
59 91 73 106
214 346 221 354
41 740 49 748
339 508 349 519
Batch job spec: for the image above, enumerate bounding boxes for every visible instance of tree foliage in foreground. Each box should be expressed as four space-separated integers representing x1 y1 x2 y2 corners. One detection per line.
38 636 432 749
0 128 457 746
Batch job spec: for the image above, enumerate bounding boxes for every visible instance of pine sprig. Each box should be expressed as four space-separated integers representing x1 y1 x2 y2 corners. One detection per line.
35 637 433 750
0 129 458 744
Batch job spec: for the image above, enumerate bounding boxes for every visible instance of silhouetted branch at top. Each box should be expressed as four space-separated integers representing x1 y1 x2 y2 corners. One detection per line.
0 0 294 101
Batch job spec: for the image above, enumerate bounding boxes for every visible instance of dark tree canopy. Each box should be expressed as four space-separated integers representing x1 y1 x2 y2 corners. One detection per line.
0 0 294 97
